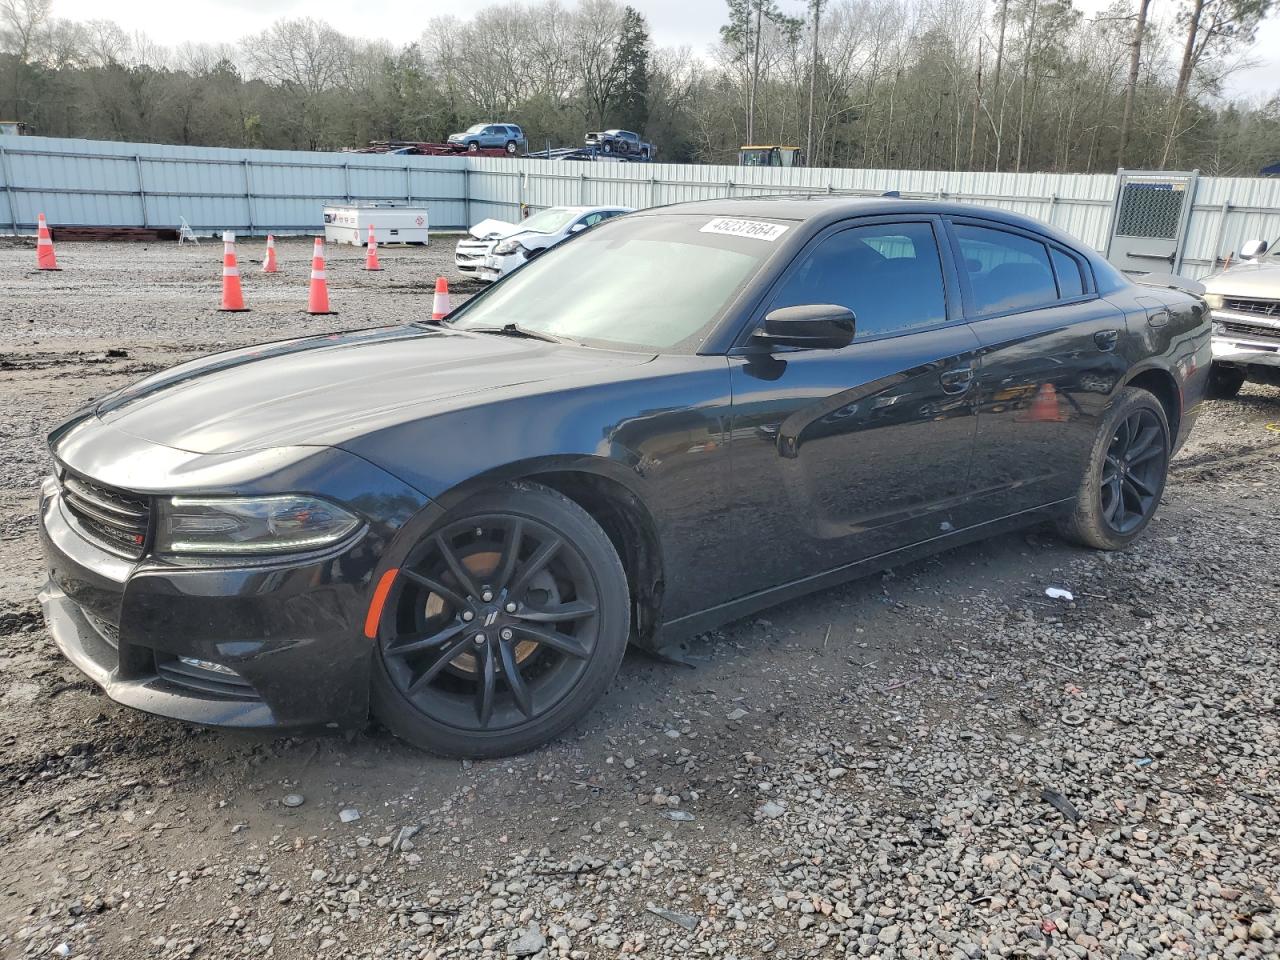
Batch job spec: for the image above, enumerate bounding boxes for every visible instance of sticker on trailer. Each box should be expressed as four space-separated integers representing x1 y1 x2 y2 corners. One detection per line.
699 218 789 241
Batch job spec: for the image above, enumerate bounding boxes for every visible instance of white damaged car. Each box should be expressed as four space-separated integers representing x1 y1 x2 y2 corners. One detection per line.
1203 237 1280 398
454 205 631 282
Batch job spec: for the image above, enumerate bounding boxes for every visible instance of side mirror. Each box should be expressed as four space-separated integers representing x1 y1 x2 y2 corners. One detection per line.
755 304 856 350
570 223 587 233
1241 239 1269 259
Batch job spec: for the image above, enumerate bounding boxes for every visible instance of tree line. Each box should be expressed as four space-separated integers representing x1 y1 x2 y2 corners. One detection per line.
1 0 1277 174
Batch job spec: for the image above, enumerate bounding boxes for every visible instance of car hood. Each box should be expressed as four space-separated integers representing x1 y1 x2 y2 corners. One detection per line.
468 218 522 240
1203 260 1280 298
92 326 653 455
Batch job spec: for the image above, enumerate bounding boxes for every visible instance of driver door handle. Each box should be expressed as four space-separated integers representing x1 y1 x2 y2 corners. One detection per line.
1094 329 1120 352
939 366 975 395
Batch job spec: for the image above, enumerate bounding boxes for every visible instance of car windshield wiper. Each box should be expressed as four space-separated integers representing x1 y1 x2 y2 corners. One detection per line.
465 323 570 344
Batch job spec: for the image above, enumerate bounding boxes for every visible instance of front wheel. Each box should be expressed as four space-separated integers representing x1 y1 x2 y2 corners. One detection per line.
1206 363 1246 400
467 141 479 153
505 140 518 154
371 482 630 757
1056 387 1170 551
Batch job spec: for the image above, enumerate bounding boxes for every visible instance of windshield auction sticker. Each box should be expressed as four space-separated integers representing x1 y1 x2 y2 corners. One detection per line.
699 218 789 241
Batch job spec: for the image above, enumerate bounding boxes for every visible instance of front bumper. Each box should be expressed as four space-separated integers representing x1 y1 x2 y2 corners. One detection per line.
455 238 494 276
1212 313 1280 367
476 251 522 283
38 481 380 730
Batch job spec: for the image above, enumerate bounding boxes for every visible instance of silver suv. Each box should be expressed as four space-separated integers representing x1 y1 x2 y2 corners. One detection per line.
1203 238 1280 398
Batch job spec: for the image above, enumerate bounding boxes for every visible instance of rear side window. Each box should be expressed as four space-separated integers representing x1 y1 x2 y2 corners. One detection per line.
769 221 948 340
954 224 1058 315
1051 247 1085 298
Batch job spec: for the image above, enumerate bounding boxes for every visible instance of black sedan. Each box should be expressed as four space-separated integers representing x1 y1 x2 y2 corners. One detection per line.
38 198 1211 757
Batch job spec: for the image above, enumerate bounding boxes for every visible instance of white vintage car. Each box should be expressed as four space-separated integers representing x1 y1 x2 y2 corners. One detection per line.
454 206 632 283
1203 238 1280 397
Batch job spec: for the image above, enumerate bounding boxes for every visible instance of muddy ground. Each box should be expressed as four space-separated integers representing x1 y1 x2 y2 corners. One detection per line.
0 238 1277 960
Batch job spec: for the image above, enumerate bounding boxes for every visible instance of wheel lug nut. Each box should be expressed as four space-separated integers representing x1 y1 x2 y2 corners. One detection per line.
500 628 513 641
505 602 517 613
473 633 486 645
481 589 494 602
461 611 474 622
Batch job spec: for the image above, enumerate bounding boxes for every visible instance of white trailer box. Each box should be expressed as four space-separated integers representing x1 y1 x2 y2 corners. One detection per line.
323 203 430 246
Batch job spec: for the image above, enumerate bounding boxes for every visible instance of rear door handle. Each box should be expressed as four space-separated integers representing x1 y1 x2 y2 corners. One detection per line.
1094 329 1120 352
939 366 974 395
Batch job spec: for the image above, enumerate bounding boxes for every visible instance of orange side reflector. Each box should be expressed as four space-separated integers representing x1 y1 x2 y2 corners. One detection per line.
364 568 398 639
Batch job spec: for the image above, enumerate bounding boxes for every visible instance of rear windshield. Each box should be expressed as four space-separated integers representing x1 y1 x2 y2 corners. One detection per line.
448 214 787 353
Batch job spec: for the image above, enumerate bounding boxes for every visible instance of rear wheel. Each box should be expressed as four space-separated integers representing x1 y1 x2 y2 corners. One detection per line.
1206 363 1246 400
372 482 629 757
1057 387 1170 551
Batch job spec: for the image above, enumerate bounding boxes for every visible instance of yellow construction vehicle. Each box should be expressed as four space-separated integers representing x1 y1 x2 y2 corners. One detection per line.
738 145 804 167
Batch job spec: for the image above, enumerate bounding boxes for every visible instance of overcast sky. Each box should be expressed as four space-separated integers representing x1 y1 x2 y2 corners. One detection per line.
58 0 1279 99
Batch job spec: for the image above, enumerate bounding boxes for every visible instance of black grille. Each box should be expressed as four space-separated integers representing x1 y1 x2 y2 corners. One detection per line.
60 470 151 558
1220 321 1280 342
155 656 259 700
1224 297 1280 318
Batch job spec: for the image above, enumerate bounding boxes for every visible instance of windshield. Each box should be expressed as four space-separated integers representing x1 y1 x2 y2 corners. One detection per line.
519 207 581 235
465 124 487 134
448 214 786 353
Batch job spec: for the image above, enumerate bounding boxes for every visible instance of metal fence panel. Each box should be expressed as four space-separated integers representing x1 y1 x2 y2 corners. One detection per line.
0 134 470 233
4 134 1278 278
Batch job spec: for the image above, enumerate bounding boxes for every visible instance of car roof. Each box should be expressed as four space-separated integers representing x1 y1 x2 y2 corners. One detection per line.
633 195 1088 247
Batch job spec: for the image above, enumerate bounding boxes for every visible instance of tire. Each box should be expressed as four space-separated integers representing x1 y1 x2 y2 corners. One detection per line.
505 140 518 155
1206 363 1246 400
1056 386 1170 551
467 141 479 153
602 142 613 154
372 481 630 758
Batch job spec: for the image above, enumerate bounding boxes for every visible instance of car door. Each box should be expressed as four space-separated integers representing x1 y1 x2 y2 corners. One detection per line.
945 218 1130 525
725 216 982 599
480 126 500 147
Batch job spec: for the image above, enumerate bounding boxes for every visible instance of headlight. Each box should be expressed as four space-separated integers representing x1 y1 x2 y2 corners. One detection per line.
155 495 360 555
1204 293 1224 310
493 239 526 256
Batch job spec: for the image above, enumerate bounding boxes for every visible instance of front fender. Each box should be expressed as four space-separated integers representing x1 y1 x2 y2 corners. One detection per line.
339 357 734 622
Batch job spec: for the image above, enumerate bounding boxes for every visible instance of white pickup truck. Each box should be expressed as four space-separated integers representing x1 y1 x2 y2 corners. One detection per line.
1203 238 1280 398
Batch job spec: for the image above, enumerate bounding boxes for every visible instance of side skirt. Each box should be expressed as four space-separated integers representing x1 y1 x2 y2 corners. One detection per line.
656 498 1074 648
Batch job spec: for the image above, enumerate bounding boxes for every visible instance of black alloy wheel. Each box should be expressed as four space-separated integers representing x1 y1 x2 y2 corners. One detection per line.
372 483 629 757
1100 408 1166 534
1058 386 1170 551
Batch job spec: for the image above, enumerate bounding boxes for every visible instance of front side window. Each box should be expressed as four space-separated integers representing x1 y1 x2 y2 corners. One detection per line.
954 224 1058 315
768 221 948 340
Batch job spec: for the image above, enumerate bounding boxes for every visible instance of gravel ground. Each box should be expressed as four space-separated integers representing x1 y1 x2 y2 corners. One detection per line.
1 239 1278 960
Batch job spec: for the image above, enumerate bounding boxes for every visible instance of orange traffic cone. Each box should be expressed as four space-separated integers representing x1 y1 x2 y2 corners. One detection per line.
36 213 60 271
431 276 450 321
364 224 382 271
262 234 279 273
1018 382 1065 422
219 231 248 312
307 237 334 314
